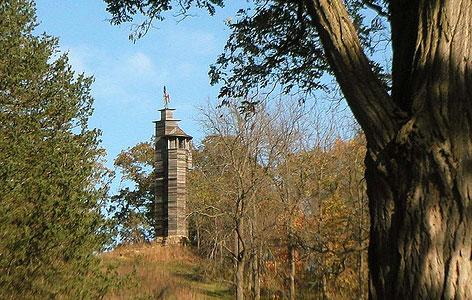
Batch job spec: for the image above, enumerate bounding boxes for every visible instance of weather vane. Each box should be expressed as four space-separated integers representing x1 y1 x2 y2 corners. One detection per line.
163 86 171 108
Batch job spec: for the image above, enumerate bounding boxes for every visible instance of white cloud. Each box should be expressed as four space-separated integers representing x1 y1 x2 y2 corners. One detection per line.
57 44 172 108
63 44 103 75
127 52 154 74
66 49 87 74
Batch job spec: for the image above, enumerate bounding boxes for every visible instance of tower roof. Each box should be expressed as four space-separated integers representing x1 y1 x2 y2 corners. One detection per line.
155 107 192 139
166 126 192 138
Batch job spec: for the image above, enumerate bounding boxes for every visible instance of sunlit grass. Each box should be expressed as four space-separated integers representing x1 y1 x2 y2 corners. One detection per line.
102 243 231 299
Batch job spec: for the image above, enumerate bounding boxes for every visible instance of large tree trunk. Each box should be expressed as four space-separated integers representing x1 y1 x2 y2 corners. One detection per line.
366 132 471 299
304 0 472 298
370 1 472 298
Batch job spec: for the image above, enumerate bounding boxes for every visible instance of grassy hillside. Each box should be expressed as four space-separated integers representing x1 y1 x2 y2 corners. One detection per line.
103 244 231 300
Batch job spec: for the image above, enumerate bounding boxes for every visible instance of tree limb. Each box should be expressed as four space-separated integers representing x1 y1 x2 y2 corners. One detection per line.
362 0 390 19
303 0 404 152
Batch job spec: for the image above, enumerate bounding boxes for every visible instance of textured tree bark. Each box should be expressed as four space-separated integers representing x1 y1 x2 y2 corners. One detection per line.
304 0 472 298
368 1 472 298
366 134 472 299
247 259 253 296
304 0 400 153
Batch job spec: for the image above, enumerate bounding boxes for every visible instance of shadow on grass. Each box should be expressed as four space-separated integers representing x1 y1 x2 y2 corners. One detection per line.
203 287 233 298
174 270 205 282
171 264 232 299
170 263 204 281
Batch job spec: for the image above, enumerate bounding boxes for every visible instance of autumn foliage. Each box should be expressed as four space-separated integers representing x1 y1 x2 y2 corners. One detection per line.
109 100 368 298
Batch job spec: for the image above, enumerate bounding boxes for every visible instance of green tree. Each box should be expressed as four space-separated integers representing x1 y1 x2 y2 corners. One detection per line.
110 142 156 243
104 0 472 298
0 1 111 298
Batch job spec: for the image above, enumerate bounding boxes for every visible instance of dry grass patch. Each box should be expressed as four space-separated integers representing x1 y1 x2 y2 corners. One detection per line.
102 243 231 299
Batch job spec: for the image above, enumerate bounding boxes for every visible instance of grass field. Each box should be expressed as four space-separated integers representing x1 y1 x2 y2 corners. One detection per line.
102 243 232 300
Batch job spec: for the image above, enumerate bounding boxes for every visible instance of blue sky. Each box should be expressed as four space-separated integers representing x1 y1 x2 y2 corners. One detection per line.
35 0 238 170
34 1 368 195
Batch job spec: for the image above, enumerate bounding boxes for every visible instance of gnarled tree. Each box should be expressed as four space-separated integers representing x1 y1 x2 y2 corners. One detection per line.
104 0 472 298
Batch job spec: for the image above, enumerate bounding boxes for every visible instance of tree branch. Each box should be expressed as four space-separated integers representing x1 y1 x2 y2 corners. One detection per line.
303 0 403 152
362 0 390 19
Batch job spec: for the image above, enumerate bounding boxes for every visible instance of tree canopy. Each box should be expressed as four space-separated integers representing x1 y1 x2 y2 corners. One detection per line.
104 0 390 99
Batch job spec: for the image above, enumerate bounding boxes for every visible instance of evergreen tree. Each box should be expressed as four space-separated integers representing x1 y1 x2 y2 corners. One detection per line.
0 1 111 298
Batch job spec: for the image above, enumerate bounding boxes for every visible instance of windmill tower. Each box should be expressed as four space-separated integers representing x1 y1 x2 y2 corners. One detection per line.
154 90 192 244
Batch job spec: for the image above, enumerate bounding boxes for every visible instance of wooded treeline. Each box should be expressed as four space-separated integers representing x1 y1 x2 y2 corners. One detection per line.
112 100 369 299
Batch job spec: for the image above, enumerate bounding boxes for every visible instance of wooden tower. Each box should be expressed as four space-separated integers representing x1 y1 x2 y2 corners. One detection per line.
154 107 192 243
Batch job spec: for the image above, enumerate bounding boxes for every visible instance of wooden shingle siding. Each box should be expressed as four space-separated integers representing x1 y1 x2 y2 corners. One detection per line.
153 108 192 243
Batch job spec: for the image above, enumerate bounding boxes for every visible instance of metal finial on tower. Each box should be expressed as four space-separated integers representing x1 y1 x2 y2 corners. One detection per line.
163 86 171 108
